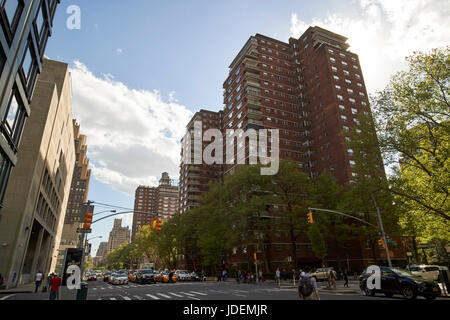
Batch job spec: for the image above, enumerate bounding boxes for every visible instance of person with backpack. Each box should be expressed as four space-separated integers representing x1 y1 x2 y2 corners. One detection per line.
298 267 320 300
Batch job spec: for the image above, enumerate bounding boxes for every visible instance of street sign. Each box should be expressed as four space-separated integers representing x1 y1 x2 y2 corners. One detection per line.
406 252 413 257
77 228 92 234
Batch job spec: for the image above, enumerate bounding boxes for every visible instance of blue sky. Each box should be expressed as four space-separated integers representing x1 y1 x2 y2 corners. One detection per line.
44 0 449 255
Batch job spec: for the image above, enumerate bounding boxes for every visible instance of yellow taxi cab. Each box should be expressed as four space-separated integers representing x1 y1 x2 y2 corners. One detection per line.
161 271 177 283
128 270 137 283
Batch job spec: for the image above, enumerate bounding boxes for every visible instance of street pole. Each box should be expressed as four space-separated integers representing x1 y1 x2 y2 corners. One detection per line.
371 194 392 268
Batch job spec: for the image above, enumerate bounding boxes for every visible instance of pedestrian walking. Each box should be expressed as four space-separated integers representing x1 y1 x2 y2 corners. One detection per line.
298 267 320 300
34 271 43 293
275 268 281 286
0 273 4 287
217 270 222 282
343 269 349 288
49 274 62 300
258 270 263 283
329 268 337 289
236 270 241 284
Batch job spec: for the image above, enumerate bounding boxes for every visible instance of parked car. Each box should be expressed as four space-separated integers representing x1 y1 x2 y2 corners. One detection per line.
175 270 191 282
110 273 128 285
408 265 440 282
136 269 156 284
359 266 441 300
310 268 334 281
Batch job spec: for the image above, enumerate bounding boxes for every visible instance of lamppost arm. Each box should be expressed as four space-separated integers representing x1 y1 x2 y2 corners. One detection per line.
307 207 379 228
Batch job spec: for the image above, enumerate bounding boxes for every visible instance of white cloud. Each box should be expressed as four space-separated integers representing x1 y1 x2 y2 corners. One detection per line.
69 61 193 195
116 48 123 54
290 0 450 93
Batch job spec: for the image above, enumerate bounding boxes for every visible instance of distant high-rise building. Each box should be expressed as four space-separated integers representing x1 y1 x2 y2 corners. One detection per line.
96 241 108 260
179 109 223 213
55 120 91 275
0 58 75 288
0 0 60 209
107 219 130 253
131 172 178 241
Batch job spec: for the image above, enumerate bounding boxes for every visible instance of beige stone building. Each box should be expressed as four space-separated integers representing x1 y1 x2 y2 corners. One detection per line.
107 219 131 253
54 121 91 275
0 59 75 288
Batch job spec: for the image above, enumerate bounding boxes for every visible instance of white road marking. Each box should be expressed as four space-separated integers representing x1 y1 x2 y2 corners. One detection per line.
157 293 172 299
179 291 196 296
233 294 247 297
146 294 160 300
133 295 143 300
0 294 15 300
188 296 201 300
110 297 117 300
168 292 183 297
101 287 105 290
190 291 207 296
121 296 132 300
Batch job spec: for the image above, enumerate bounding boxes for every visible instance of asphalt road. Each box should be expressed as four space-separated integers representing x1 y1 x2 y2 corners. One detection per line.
0 279 415 301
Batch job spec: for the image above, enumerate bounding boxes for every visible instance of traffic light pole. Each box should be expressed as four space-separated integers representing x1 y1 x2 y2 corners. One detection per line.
308 204 393 268
371 194 392 268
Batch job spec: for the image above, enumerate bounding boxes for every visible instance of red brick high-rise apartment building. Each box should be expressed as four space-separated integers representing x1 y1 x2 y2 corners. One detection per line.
179 109 223 213
131 173 179 241
179 26 405 271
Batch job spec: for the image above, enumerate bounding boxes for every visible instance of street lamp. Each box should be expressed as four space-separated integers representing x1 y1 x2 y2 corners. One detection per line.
93 210 116 216
87 236 103 241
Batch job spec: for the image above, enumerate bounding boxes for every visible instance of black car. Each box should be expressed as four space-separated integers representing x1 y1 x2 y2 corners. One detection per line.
190 272 203 282
103 272 112 282
136 269 156 284
359 266 441 300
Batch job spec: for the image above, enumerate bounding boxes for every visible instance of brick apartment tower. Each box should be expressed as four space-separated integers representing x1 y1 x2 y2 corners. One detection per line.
222 26 374 184
179 109 223 213
179 26 404 271
131 172 179 241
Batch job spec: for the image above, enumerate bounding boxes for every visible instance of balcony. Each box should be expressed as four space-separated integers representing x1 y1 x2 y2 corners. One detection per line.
245 88 261 100
247 118 263 127
247 109 263 120
246 99 262 110
244 72 260 82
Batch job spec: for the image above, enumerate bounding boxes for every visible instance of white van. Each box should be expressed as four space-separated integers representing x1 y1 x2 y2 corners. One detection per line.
408 265 440 281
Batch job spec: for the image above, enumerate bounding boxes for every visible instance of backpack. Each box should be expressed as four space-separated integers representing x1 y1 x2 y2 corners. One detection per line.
299 276 314 297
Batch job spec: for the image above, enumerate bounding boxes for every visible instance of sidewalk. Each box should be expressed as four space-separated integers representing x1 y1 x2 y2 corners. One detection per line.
0 283 77 300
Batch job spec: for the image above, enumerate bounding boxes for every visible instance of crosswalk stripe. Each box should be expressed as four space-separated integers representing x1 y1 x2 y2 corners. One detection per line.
110 297 117 300
188 296 201 300
179 291 196 296
146 294 160 300
134 295 142 300
168 292 183 297
190 291 207 296
157 293 172 299
101 287 105 290
121 296 132 300
0 295 15 300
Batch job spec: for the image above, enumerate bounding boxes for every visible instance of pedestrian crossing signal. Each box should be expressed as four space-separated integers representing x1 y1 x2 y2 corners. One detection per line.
307 211 314 224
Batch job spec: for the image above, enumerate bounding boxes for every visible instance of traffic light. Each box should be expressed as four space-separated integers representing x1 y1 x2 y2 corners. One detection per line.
83 212 93 229
378 238 386 249
307 211 314 224
155 218 163 232
253 253 257 262
150 218 155 230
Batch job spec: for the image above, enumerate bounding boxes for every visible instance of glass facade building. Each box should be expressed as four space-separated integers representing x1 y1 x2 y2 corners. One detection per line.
0 0 60 208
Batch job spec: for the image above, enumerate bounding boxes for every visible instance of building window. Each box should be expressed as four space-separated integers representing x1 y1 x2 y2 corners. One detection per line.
3 0 23 30
3 88 25 142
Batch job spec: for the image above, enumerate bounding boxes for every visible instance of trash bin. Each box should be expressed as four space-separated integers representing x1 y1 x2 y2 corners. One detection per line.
76 282 88 300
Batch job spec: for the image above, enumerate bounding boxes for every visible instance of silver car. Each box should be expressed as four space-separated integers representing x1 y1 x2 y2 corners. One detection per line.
110 273 128 285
